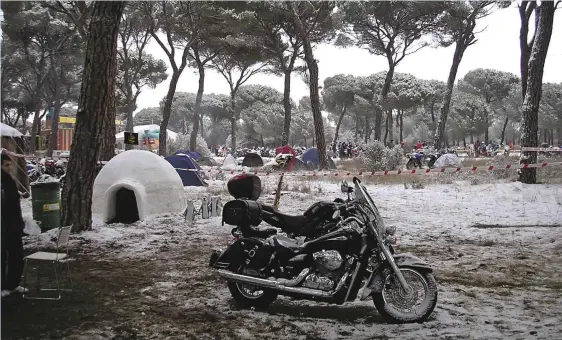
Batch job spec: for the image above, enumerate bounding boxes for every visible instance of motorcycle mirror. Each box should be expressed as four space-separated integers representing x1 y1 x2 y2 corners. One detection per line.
340 182 349 193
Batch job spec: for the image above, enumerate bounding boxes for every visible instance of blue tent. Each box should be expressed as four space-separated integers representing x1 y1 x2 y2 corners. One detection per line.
302 148 319 167
174 150 202 160
301 148 336 169
165 154 207 187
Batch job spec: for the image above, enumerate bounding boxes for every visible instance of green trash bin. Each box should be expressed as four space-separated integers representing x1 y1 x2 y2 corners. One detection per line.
31 181 61 231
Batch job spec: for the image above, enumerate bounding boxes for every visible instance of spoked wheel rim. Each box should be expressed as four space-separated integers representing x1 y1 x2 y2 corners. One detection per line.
381 268 432 319
235 268 266 300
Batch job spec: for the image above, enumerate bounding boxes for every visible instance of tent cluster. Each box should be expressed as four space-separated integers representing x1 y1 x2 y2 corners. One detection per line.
221 145 335 171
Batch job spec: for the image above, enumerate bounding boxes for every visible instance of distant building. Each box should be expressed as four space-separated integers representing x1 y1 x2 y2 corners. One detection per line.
40 113 125 151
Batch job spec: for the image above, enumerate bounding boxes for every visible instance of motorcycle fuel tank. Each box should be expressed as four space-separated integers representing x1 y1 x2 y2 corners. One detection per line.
303 201 338 221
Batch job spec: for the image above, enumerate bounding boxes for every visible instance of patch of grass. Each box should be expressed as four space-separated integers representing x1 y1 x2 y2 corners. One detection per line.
404 179 426 190
291 182 311 194
479 239 496 247
335 158 364 171
470 177 481 185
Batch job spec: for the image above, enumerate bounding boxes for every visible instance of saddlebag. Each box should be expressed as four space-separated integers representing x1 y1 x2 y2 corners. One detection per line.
222 199 263 226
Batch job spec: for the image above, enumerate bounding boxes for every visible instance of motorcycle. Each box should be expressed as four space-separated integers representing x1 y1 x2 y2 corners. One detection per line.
209 177 437 323
43 159 66 178
27 161 44 183
425 153 439 169
406 152 424 170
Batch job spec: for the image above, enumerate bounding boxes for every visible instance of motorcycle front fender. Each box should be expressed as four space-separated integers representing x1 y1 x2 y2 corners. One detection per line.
367 253 433 294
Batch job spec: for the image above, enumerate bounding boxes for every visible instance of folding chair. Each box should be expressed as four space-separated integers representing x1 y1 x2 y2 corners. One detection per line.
22 226 73 300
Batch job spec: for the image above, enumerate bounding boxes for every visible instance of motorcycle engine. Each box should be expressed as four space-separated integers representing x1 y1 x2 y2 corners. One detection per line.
313 250 344 271
301 250 345 291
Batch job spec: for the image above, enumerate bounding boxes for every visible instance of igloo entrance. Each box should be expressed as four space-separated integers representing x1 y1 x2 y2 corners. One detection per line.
109 188 140 224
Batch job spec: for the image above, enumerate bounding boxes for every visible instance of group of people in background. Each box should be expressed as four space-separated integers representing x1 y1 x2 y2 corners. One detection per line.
331 141 361 159
472 141 513 157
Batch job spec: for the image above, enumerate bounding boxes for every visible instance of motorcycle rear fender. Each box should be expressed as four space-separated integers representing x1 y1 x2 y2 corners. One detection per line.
367 253 433 294
211 238 264 269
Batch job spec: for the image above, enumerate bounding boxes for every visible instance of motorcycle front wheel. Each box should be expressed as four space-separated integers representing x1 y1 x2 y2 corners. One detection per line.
372 268 437 323
227 265 278 309
406 159 416 170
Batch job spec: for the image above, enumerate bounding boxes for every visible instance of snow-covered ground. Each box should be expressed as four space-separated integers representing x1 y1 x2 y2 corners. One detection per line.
18 180 562 339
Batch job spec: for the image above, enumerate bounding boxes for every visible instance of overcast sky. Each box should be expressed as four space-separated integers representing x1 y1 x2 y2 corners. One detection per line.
135 5 562 114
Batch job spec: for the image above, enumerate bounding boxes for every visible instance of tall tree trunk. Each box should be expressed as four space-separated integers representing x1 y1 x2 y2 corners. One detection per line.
100 107 116 161
484 115 489 142
190 61 205 151
519 1 554 184
333 105 347 144
281 70 292 146
364 115 369 144
399 111 403 144
47 66 62 157
30 105 41 153
124 104 135 150
500 116 509 144
430 103 435 124
47 87 61 157
388 109 394 143
354 114 359 141
158 72 181 156
229 93 237 151
383 111 389 144
434 40 468 149
61 1 124 232
291 3 327 169
519 1 536 99
374 66 394 141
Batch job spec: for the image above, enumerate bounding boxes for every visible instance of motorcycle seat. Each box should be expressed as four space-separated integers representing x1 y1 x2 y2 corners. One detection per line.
260 204 311 234
272 211 311 232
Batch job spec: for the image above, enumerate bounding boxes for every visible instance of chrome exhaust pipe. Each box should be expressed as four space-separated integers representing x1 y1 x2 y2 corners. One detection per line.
275 268 309 287
218 270 349 298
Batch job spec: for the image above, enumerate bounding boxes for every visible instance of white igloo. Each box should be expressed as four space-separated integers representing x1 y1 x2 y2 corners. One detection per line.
92 150 186 223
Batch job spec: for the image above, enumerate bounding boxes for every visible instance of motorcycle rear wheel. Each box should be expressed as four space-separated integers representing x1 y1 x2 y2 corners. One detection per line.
372 268 437 323
227 266 278 309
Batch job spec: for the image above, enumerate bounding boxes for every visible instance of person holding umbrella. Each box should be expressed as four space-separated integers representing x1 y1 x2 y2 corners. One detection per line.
1 153 28 297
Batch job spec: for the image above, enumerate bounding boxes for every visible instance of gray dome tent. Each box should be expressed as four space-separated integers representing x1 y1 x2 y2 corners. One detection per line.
241 152 264 167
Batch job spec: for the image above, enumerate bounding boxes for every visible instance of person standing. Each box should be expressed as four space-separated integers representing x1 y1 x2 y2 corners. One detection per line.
1 153 27 297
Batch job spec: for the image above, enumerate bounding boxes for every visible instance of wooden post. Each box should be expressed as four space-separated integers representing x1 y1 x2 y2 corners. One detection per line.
274 173 285 209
